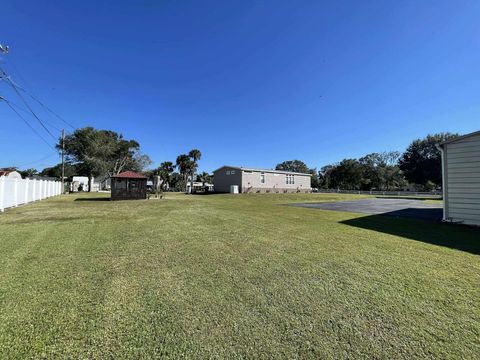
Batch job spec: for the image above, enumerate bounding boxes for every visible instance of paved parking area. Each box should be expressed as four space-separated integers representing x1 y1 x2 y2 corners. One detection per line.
290 198 443 221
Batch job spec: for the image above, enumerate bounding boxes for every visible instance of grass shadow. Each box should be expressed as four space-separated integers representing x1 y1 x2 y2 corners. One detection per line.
74 197 110 202
375 207 443 221
341 212 480 255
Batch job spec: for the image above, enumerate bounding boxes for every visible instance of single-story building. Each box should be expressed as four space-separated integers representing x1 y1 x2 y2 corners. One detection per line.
186 181 214 193
111 171 148 200
70 176 91 192
213 165 311 193
437 130 480 226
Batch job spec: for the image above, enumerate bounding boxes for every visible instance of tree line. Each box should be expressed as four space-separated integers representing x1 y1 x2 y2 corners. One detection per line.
13 127 205 192
276 133 457 191
13 129 458 192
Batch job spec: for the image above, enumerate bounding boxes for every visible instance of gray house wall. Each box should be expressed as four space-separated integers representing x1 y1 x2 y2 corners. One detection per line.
213 166 311 193
441 132 480 226
213 166 242 193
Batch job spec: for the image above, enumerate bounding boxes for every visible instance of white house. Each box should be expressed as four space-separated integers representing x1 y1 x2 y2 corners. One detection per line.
70 176 91 192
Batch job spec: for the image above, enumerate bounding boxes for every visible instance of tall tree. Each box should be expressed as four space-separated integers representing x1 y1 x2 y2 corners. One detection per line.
197 171 212 185
275 160 309 174
318 165 335 189
176 154 192 192
157 161 174 191
399 133 458 189
60 127 107 191
329 159 364 190
18 168 38 178
60 127 149 191
188 149 202 194
169 172 185 192
40 163 77 179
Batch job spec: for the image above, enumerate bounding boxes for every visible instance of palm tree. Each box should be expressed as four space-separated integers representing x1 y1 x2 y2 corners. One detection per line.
176 154 191 192
157 161 174 191
188 149 202 194
197 171 211 186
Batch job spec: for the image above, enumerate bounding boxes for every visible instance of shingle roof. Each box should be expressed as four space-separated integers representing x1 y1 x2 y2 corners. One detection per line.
111 171 147 179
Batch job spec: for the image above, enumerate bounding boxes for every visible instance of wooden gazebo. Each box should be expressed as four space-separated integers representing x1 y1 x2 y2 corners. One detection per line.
111 171 148 201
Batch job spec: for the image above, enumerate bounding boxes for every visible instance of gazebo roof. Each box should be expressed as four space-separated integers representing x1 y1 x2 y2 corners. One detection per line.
111 171 147 179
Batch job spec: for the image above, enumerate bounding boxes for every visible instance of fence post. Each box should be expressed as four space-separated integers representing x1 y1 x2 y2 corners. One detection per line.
0 177 4 212
14 178 18 207
25 178 29 204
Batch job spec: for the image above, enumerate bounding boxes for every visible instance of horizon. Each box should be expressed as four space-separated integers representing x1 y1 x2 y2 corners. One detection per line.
1 1 479 173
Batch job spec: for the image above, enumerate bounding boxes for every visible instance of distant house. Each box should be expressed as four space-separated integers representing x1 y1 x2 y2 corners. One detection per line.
186 181 214 193
94 174 111 191
213 165 311 193
70 176 90 192
111 171 147 200
0 170 22 179
438 130 480 226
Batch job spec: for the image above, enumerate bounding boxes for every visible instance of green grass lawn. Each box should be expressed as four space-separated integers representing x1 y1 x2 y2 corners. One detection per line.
0 192 478 359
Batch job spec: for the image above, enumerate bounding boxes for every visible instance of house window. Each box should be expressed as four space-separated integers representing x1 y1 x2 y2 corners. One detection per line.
226 170 230 175
261 172 265 184
286 174 295 185
231 170 235 175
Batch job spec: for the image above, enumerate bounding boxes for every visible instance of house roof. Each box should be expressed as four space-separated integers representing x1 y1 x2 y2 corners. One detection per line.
439 130 480 147
213 165 312 176
0 170 21 177
111 171 147 179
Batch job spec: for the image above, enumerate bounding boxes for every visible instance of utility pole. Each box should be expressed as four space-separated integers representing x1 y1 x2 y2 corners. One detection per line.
61 129 65 194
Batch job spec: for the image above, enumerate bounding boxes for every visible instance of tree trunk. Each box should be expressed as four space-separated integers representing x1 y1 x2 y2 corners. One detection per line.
190 171 194 194
88 174 92 192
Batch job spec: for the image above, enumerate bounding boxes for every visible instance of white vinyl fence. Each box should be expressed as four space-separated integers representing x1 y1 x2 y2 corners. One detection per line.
0 177 62 212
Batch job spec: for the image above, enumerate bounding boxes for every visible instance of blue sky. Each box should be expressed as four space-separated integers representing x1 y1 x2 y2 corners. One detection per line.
1 0 479 173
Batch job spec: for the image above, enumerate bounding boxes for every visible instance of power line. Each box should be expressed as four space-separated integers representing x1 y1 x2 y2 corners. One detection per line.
8 76 76 130
7 98 62 132
0 96 57 151
0 66 58 140
14 153 58 168
3 59 76 130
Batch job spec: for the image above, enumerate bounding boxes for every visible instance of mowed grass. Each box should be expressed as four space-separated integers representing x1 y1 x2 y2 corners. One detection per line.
0 193 478 359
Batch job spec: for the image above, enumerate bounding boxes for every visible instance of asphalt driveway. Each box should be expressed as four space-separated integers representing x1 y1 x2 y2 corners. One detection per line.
290 198 443 221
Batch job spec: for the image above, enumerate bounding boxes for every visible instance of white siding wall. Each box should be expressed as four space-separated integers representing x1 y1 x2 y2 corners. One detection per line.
444 133 480 226
242 171 311 192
